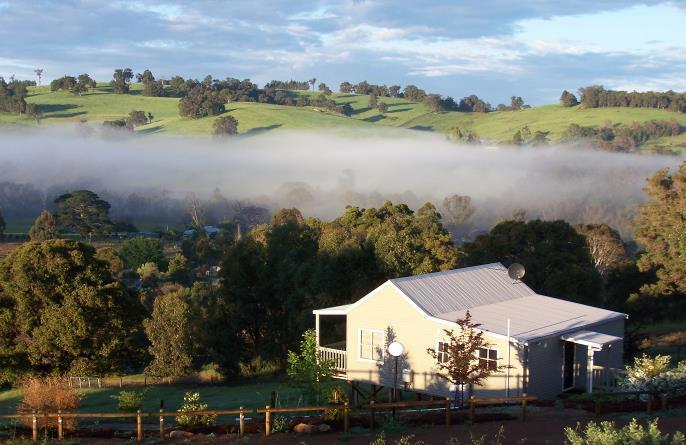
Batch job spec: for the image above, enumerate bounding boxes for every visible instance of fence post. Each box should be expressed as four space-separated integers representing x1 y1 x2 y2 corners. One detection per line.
445 397 451 426
661 394 668 411
57 410 63 441
159 408 164 440
137 409 142 441
521 393 528 422
239 406 245 438
469 396 475 424
370 400 376 430
32 411 37 442
344 402 350 433
265 405 271 436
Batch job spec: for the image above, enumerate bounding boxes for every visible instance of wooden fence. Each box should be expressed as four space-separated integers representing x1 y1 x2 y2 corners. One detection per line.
0 395 541 442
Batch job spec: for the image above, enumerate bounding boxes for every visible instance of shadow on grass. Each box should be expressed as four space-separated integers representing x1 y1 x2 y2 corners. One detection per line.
363 115 386 123
41 104 78 113
408 125 434 131
387 108 413 113
244 124 283 135
351 107 372 115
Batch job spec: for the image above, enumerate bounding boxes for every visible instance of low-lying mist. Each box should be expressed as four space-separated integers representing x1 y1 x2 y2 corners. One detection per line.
1 125 683 239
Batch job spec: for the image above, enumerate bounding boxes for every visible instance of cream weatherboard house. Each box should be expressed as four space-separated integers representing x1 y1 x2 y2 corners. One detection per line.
314 263 625 400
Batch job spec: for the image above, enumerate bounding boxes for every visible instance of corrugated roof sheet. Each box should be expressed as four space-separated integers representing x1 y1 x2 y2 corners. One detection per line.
436 295 625 342
561 330 623 349
390 263 535 316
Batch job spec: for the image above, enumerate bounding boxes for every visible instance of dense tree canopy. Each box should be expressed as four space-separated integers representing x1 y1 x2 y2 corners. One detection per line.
213 115 239 136
560 90 579 107
462 219 603 304
54 190 113 237
0 77 28 114
28 210 57 241
119 236 165 270
0 240 142 381
579 85 686 113
634 162 686 298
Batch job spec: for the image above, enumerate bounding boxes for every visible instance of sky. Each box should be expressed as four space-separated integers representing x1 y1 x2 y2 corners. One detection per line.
1 0 685 104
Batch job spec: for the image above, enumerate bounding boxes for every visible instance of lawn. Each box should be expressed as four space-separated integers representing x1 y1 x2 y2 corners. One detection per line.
0 380 312 415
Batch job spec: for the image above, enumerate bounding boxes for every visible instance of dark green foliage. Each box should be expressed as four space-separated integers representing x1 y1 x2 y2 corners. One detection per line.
403 85 426 102
71 74 96 95
119 236 165 270
378 102 388 113
562 120 682 151
103 119 130 130
560 90 579 107
531 130 549 145
29 210 57 241
368 92 378 109
144 288 194 378
634 162 686 298
0 77 28 114
142 81 165 97
166 253 192 285
458 95 491 112
339 81 353 93
50 76 76 92
126 110 148 127
579 85 686 113
422 94 442 112
317 83 332 95
110 68 132 94
54 190 113 237
137 69 155 84
510 96 525 110
26 103 44 122
213 115 239 136
0 240 143 380
264 79 310 90
178 86 225 118
462 219 603 305
389 85 401 97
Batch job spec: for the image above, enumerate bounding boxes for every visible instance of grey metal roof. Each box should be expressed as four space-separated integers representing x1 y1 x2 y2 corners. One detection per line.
390 263 535 316
561 330 623 350
436 295 625 342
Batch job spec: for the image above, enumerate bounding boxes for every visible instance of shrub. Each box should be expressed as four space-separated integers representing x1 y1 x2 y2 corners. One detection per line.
619 354 686 397
271 415 290 433
111 390 145 412
176 392 216 428
564 419 684 445
18 377 81 429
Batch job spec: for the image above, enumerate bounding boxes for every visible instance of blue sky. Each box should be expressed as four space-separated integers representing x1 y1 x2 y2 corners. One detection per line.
1 0 685 104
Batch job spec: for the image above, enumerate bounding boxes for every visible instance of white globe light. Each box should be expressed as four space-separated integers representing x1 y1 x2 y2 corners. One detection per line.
388 341 405 357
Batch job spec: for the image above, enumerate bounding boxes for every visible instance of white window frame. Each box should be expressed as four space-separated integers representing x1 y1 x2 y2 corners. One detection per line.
358 328 385 363
477 347 499 371
435 339 450 364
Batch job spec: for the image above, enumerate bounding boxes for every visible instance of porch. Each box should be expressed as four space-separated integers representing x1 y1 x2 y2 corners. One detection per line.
561 330 624 393
313 304 350 379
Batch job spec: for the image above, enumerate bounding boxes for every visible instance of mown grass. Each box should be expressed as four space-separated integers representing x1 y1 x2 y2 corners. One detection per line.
1 84 685 151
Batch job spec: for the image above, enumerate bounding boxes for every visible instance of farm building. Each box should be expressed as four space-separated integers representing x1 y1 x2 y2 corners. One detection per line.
313 263 625 400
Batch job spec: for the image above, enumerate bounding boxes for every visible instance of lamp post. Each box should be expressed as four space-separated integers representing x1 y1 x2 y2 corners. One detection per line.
388 341 405 418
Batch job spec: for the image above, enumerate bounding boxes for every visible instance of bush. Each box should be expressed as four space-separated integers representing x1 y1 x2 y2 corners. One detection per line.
619 354 686 397
271 415 290 433
176 392 216 428
18 378 81 429
565 419 684 445
111 390 145 412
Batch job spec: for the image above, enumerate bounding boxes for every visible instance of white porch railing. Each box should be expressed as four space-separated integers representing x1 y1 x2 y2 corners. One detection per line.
592 365 626 389
318 347 347 378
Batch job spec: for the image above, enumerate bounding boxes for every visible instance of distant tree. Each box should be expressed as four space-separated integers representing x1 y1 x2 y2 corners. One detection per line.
147 112 154 123
403 84 426 102
25 103 43 123
73 74 96 95
111 69 130 94
144 288 194 378
28 210 57 241
389 85 401 97
511 129 525 145
634 162 686 298
574 223 631 281
95 246 125 278
126 110 148 128
54 190 112 238
137 262 161 287
0 240 142 378
308 78 316 91
427 311 504 405
139 69 155 84
50 76 76 92
178 86 225 118
423 94 442 112
462 220 603 304
378 102 388 113
287 329 335 403
318 83 332 95
560 90 579 107
339 81 353 93
441 194 475 240
510 96 525 110
119 237 165 270
34 69 43 86
531 130 549 145
212 115 239 136
167 253 192 285
142 81 164 97
368 92 378 109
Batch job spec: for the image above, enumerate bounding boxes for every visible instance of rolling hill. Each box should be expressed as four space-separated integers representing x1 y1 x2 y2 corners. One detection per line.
1 84 686 152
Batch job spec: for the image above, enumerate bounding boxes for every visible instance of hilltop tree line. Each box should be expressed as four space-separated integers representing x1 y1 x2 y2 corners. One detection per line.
559 86 686 113
0 161 684 381
50 74 96 95
562 119 682 152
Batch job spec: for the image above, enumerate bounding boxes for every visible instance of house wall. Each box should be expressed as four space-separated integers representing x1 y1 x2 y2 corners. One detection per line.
344 282 526 399
527 317 625 400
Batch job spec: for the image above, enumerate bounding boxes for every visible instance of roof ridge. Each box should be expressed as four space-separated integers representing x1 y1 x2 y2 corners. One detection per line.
389 262 505 283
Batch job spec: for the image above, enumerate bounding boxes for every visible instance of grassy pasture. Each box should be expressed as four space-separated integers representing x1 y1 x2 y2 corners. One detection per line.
0 84 684 151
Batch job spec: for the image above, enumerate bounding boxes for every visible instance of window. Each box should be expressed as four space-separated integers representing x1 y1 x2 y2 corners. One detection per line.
478 348 498 371
359 329 383 361
437 341 449 363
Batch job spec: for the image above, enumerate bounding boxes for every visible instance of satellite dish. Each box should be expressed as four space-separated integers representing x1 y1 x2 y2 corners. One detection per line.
507 263 525 282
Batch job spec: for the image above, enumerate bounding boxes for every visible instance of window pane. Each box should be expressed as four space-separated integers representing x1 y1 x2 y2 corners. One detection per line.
361 330 371 345
479 348 487 358
489 349 497 360
372 332 382 347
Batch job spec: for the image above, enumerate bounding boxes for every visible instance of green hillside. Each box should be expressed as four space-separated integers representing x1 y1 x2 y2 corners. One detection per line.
2 84 686 151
